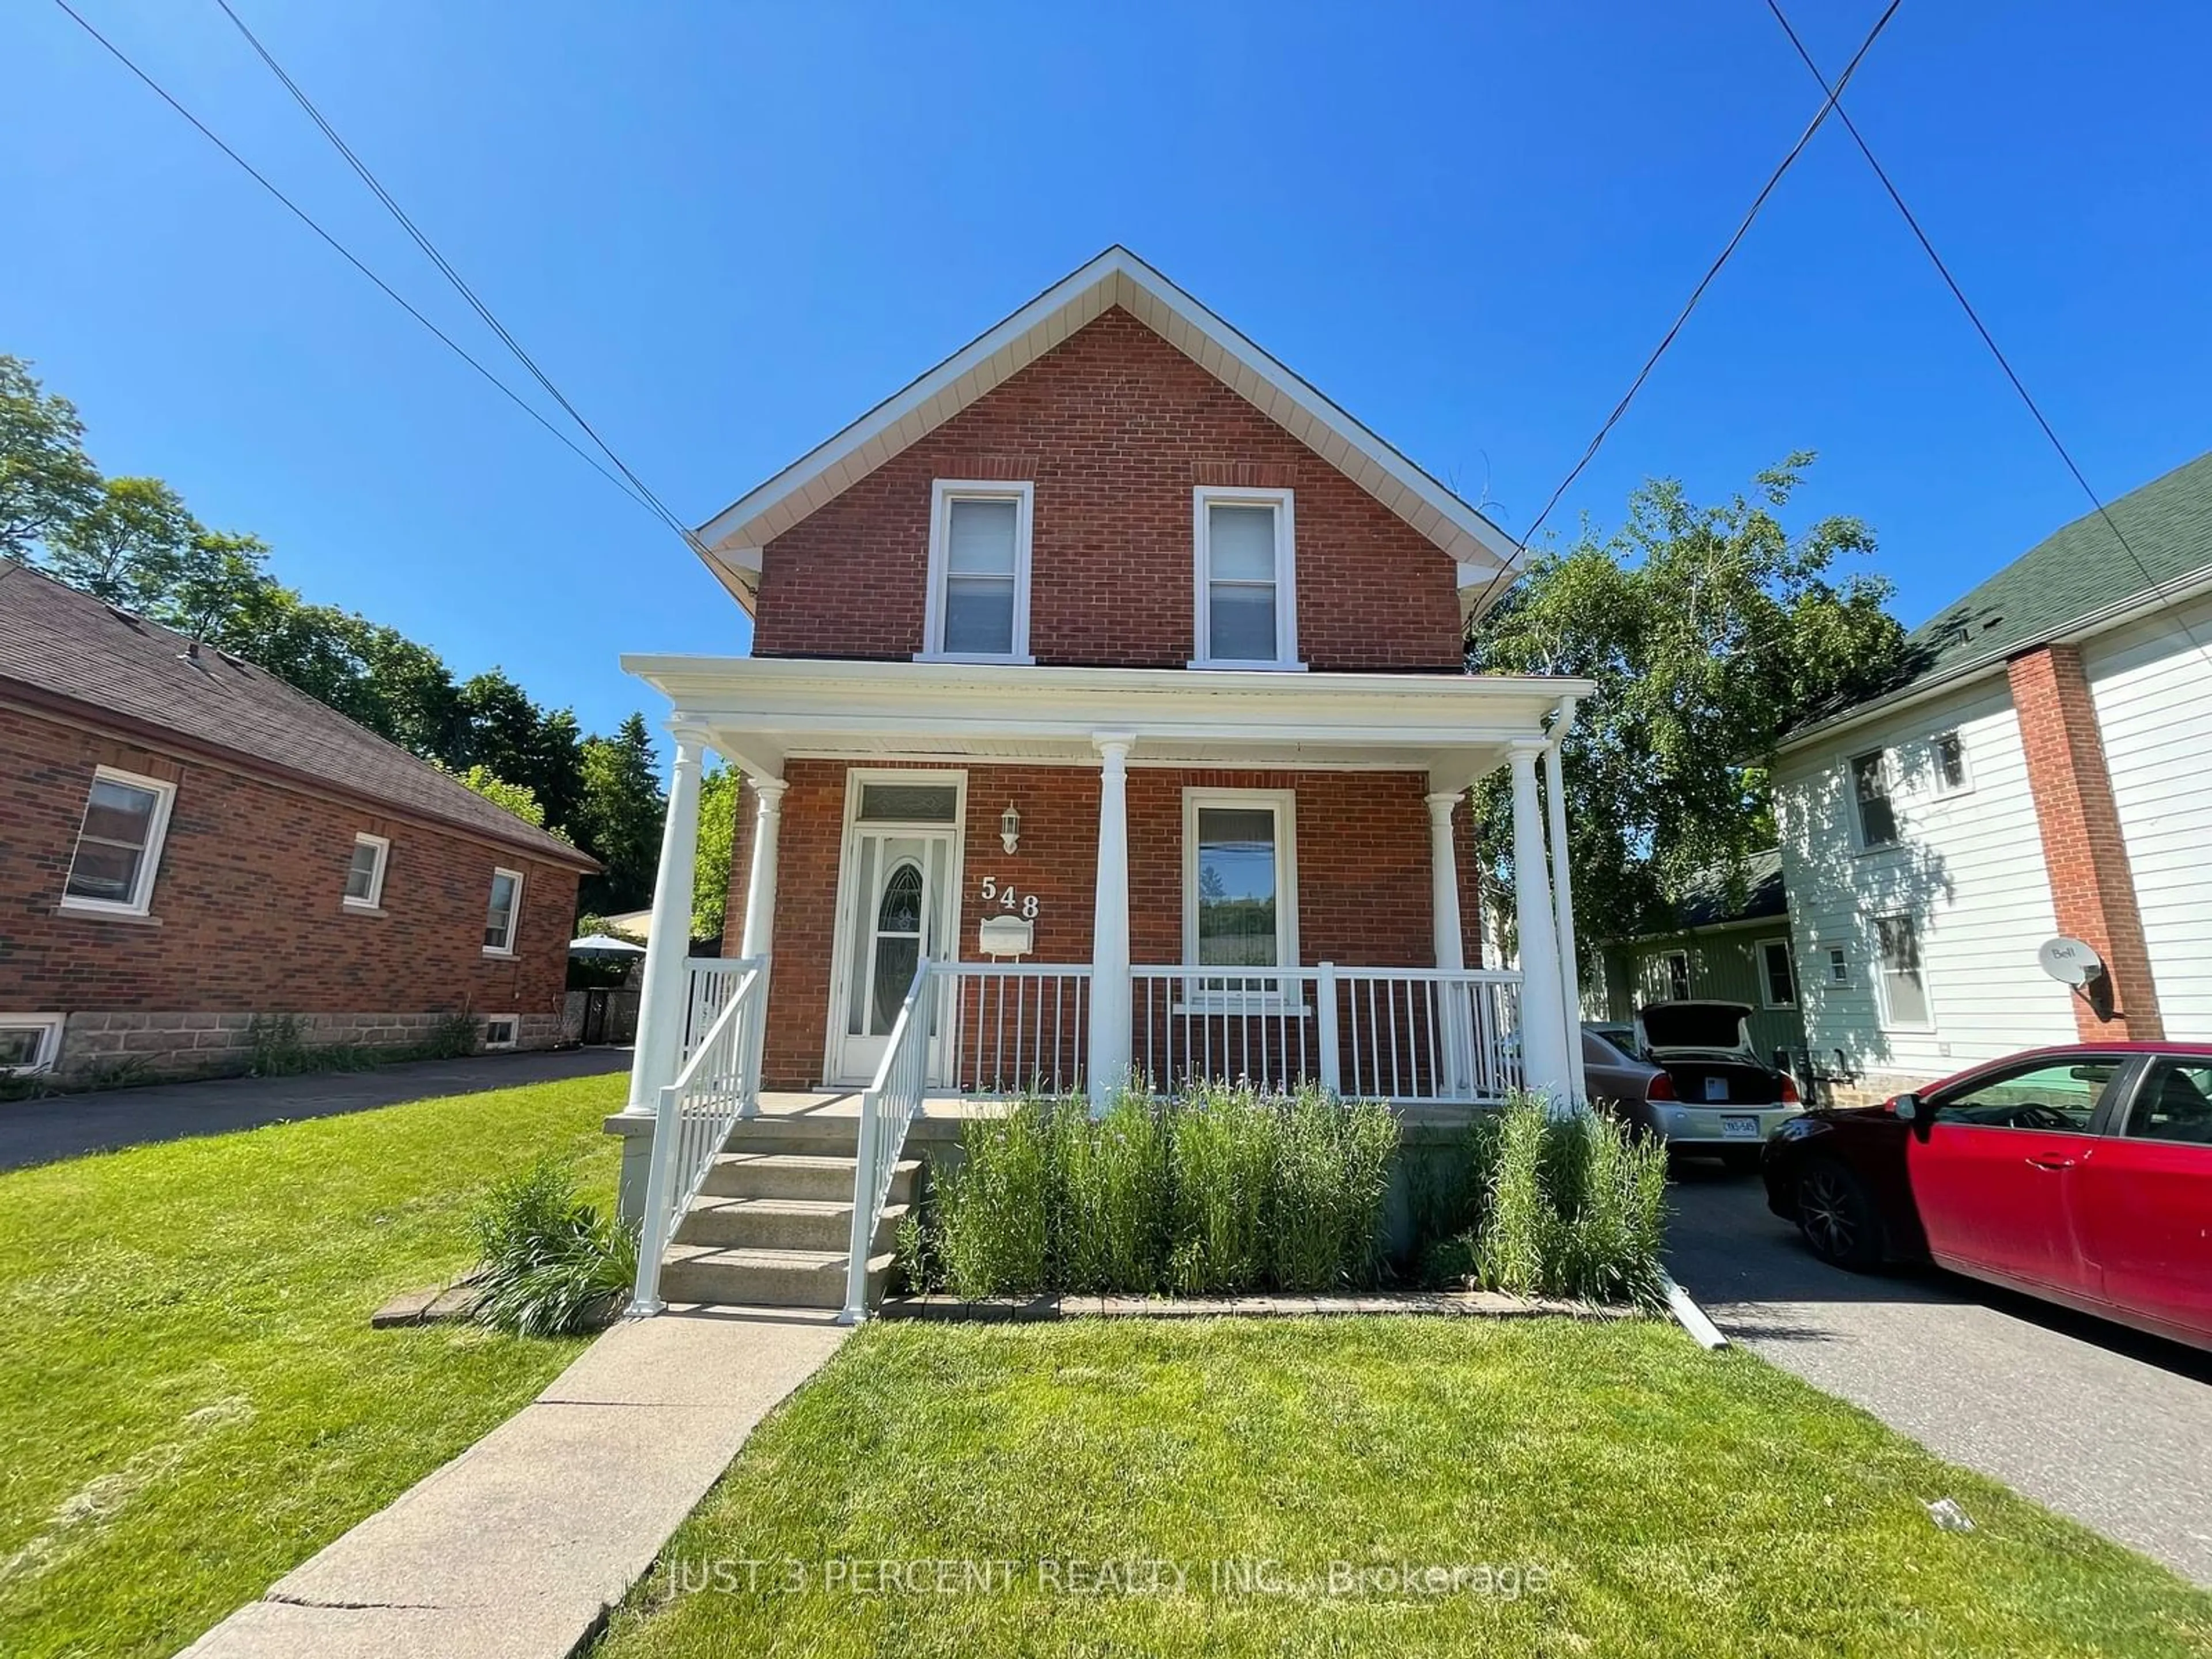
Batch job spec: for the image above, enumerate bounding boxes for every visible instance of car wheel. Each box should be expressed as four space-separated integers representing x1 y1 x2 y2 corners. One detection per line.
1794 1160 1883 1270
1721 1147 1762 1176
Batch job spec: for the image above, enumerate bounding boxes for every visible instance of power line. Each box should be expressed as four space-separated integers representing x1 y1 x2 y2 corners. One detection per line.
1763 0 2212 666
48 0 675 536
1465 0 1903 626
209 0 703 553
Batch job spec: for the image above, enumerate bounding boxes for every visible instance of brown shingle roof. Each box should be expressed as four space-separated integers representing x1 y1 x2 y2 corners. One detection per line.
0 563 596 869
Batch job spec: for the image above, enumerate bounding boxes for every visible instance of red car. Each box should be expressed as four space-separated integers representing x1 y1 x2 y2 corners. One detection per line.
1761 1042 2212 1352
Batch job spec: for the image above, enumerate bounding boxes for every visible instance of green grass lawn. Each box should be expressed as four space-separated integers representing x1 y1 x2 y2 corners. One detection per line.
0 1070 626 1659
594 1318 2212 1659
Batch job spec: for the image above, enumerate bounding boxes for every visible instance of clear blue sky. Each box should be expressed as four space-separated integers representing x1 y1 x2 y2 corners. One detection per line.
7 3 2209 741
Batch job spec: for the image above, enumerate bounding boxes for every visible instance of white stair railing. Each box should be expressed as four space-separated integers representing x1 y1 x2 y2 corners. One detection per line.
683 955 761 1063
840 959 939 1324
627 959 769 1316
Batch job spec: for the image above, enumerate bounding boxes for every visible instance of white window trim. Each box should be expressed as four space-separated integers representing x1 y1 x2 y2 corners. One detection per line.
1180 787 1301 1008
0 1013 66 1075
917 480 1035 665
343 832 391 912
484 866 524 957
1660 948 1692 1002
1823 944 1852 987
1846 747 1900 854
1872 911 1936 1033
482 1014 520 1050
59 765 177 919
1756 937 1798 1009
1190 485 1302 671
1929 730 1975 798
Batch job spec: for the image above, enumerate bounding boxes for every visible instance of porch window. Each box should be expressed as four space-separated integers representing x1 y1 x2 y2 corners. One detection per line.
921 481 1032 662
484 867 523 955
1183 789 1298 983
1192 486 1298 669
62 766 176 917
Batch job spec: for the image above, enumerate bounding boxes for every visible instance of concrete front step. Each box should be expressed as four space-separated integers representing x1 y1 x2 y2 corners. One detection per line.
675 1195 908 1255
699 1151 921 1205
660 1244 895 1309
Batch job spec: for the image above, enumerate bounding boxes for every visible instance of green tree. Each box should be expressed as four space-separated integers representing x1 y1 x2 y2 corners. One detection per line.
46 476 195 605
573 713 666 914
0 355 101 563
1465 454 1905 946
160 528 272 641
447 762 550 829
692 764 737 944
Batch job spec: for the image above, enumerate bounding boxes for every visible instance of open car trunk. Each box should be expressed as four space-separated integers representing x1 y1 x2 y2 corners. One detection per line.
1637 1001 1784 1106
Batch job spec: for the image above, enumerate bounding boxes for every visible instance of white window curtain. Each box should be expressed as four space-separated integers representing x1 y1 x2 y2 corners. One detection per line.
942 498 1019 656
1205 503 1279 662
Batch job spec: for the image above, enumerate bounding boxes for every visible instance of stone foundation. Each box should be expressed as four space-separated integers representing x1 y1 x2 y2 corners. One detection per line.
55 1010 567 1088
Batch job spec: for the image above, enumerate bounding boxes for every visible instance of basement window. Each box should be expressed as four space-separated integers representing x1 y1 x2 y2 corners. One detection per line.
920 481 1033 663
482 1015 520 1050
0 1014 65 1075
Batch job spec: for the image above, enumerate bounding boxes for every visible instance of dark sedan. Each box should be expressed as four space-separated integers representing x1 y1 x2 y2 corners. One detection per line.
1762 1042 2212 1353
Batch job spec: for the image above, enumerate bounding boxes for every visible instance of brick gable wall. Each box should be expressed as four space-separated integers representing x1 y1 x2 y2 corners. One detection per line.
751 307 1465 670
722 759 1487 1090
2006 644 2164 1039
0 706 579 1055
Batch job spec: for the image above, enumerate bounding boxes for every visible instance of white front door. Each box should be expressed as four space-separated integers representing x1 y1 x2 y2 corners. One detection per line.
829 823 959 1085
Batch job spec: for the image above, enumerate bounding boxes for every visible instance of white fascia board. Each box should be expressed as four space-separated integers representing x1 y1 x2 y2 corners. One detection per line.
693 247 1521 596
620 655 1588 751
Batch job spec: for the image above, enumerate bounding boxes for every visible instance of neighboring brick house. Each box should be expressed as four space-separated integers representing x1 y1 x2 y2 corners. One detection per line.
613 247 1595 1142
1774 450 2212 1104
0 564 596 1083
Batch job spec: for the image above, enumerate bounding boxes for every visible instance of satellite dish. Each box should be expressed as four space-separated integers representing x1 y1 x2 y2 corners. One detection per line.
2037 936 2103 988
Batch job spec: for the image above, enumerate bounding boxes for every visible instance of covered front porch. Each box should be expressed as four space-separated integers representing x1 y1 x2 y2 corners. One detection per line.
612 656 1594 1317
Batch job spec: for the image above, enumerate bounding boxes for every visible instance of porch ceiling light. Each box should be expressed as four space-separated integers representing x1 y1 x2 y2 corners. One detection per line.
1000 802 1021 854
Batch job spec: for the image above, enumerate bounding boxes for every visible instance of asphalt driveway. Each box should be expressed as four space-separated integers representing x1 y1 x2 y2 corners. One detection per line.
1666 1159 2212 1588
0 1046 630 1171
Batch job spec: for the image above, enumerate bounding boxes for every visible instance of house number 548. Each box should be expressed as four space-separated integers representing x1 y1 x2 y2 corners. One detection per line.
979 876 1039 919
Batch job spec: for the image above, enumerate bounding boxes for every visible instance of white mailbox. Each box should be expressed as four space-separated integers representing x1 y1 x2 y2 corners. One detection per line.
977 915 1033 959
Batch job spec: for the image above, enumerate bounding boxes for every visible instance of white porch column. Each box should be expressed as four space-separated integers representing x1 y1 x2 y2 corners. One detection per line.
1541 700 1588 1105
1508 739 1571 1115
1427 789 1472 1097
1088 733 1134 1107
628 731 708 1112
1425 790 1467 974
737 777 787 961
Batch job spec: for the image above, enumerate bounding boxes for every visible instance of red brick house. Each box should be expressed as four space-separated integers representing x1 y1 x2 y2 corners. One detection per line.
0 565 594 1084
613 249 1593 1316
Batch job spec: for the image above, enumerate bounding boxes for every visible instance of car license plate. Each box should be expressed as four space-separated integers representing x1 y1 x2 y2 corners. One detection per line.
1703 1076 1729 1102
1719 1114 1760 1139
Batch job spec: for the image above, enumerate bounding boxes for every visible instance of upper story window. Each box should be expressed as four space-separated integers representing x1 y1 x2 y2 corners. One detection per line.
1759 939 1798 1007
920 481 1033 663
484 866 523 956
1931 730 1971 795
343 833 390 910
1849 749 1897 849
62 766 176 918
1192 486 1300 669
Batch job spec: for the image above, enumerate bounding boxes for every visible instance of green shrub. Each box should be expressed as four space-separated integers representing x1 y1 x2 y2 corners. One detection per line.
927 1084 1397 1298
469 1157 637 1336
1450 1092 1669 1309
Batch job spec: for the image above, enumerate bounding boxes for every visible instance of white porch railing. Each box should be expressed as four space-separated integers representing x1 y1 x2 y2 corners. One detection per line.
627 959 768 1316
683 955 760 1062
1131 963 1522 1104
841 959 936 1324
942 961 1091 1097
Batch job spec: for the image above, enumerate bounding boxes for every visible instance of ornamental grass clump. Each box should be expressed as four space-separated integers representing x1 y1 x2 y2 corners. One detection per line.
469 1156 637 1336
923 1082 1397 1299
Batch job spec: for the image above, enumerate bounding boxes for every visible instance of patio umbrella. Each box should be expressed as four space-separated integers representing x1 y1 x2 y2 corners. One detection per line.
567 933 647 958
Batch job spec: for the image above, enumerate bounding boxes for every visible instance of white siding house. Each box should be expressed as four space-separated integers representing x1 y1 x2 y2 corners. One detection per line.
1775 449 2212 1102
2085 591 2212 1034
1775 677 2073 1098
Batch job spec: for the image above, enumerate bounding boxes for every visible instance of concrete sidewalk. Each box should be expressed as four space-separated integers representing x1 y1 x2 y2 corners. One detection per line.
179 1308 848 1659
